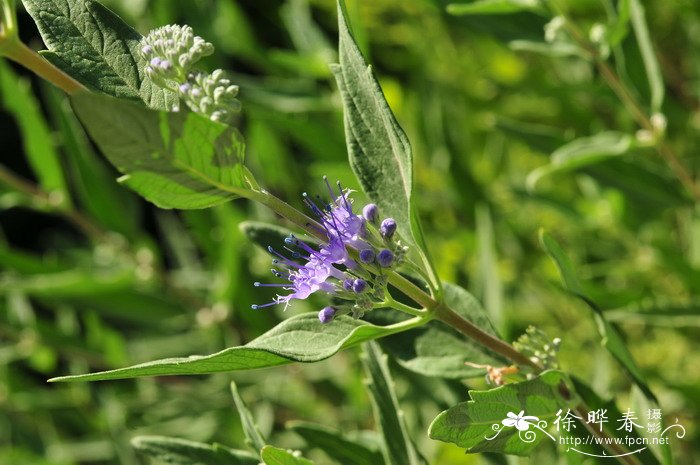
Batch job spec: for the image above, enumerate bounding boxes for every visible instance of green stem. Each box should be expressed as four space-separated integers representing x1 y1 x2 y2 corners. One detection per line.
2 40 86 95
383 294 428 318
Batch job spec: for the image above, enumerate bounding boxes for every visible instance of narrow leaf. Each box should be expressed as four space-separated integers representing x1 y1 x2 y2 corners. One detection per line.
0 60 69 200
131 436 259 465
231 382 267 453
429 370 576 455
361 341 426 465
49 313 418 382
288 421 384 465
447 0 543 16
331 1 415 245
539 230 656 401
629 0 664 113
260 446 315 465
527 131 635 191
21 0 176 109
71 92 247 209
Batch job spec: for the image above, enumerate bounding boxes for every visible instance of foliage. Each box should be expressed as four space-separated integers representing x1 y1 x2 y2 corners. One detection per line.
1 0 699 464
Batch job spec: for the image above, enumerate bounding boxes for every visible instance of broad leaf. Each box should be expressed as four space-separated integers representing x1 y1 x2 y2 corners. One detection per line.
48 313 419 382
539 231 656 401
131 436 259 465
260 446 314 465
21 0 176 109
361 342 426 465
230 382 267 453
0 61 69 200
71 92 248 209
330 1 414 246
527 132 635 191
288 421 384 465
369 282 502 378
429 370 576 455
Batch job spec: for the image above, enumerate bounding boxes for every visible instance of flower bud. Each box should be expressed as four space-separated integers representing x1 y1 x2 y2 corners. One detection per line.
318 306 336 324
362 203 378 223
353 279 367 293
377 249 395 268
380 218 397 238
359 248 375 264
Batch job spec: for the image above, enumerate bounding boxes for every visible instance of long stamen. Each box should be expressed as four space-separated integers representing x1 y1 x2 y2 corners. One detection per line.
337 180 352 211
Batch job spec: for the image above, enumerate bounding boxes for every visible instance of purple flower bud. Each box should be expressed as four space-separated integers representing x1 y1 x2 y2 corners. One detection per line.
150 57 162 67
353 279 367 293
359 248 375 264
377 249 395 268
380 218 397 238
343 278 354 291
179 83 191 94
362 203 378 223
159 60 172 70
142 45 153 55
318 306 336 323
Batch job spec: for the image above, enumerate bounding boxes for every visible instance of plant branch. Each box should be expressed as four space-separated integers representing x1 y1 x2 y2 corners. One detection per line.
2 40 86 95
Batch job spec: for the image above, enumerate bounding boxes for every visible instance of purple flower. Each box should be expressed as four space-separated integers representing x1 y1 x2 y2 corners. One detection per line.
359 248 375 264
252 178 371 311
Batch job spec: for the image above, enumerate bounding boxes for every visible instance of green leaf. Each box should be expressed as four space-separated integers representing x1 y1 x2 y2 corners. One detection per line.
42 83 139 236
131 436 260 465
608 0 631 47
369 282 502 378
70 92 248 209
48 313 421 382
230 382 267 453
509 40 585 58
20 0 176 109
330 1 415 246
447 0 543 16
361 341 426 465
629 0 664 113
539 231 657 401
288 421 384 465
429 370 576 455
260 446 314 465
0 60 69 201
527 132 635 191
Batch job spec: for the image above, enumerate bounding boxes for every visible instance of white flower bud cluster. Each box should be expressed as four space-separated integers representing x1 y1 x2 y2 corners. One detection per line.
139 24 241 124
179 70 241 124
141 25 214 86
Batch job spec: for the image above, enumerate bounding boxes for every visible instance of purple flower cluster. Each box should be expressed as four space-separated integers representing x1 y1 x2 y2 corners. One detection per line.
252 178 405 324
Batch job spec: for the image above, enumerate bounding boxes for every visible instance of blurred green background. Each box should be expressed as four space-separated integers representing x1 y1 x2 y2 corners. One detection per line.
1 0 699 463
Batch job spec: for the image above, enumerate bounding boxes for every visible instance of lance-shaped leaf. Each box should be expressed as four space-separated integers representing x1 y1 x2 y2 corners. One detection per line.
261 446 315 465
330 1 414 246
71 92 248 209
361 341 426 465
231 382 267 453
288 421 384 465
48 313 422 382
0 61 69 201
21 0 176 109
527 131 635 191
429 370 576 455
131 436 259 465
539 231 656 401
